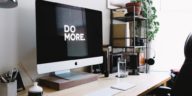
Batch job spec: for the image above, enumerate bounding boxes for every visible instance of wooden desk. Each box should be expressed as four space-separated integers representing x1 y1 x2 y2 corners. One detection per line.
18 71 170 96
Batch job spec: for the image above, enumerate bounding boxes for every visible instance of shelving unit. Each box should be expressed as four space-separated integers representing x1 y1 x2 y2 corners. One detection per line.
113 15 147 22
109 7 148 75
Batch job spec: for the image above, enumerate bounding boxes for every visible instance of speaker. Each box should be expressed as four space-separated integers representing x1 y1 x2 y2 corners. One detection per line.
129 54 139 69
102 50 109 77
92 48 109 77
129 53 139 75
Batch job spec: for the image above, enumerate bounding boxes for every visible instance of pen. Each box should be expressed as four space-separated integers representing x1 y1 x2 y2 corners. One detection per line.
8 70 13 82
11 69 18 82
0 68 18 83
0 75 7 83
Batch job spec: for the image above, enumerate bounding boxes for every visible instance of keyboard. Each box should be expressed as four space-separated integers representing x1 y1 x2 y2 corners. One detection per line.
85 87 121 96
111 82 136 91
85 82 136 96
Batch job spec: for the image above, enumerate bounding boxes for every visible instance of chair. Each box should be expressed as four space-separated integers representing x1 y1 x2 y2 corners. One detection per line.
172 33 192 96
149 33 192 96
147 69 178 96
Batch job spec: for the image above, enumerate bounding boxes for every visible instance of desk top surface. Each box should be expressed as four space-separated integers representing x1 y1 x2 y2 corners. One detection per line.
18 71 170 96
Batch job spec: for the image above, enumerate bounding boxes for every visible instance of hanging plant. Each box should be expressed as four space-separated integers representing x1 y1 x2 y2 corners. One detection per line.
142 0 160 41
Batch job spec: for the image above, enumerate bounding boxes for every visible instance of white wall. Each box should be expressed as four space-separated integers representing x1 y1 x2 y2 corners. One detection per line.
151 0 192 71
0 8 18 73
0 0 110 86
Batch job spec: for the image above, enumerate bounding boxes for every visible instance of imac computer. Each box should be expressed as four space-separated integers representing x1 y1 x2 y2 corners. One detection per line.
36 0 103 81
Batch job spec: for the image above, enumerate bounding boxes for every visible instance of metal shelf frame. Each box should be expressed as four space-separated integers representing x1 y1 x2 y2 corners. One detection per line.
109 6 149 74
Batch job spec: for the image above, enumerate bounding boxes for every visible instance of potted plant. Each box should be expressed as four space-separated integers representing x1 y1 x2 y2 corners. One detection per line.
125 0 143 16
128 0 159 41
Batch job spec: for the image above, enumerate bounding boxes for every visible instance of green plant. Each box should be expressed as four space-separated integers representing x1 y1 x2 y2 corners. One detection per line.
129 0 159 41
142 0 160 41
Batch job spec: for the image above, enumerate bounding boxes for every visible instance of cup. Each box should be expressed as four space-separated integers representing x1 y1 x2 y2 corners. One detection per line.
116 58 127 78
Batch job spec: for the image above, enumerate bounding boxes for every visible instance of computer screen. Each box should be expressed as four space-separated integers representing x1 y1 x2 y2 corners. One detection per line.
36 0 103 74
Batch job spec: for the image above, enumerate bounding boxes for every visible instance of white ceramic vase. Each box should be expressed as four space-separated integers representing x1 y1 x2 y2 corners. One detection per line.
28 82 43 96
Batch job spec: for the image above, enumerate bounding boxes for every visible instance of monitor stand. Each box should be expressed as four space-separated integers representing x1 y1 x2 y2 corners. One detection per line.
38 70 98 90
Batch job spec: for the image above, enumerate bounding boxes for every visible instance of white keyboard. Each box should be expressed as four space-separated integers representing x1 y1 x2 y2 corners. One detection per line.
85 82 136 96
111 82 136 91
85 87 121 96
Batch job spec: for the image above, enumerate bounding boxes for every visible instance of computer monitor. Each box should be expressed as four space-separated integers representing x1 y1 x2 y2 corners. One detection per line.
36 0 103 76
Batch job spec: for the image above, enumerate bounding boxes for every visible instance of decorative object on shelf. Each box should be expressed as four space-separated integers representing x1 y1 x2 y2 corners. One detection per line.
129 53 140 75
131 37 144 46
125 0 142 16
28 82 43 96
139 49 145 73
107 0 130 9
113 9 127 18
0 0 18 8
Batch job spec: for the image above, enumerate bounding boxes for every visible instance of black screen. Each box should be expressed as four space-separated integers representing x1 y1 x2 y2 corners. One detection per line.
36 0 103 64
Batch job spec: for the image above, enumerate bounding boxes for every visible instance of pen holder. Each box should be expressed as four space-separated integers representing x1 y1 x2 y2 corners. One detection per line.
0 80 17 96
